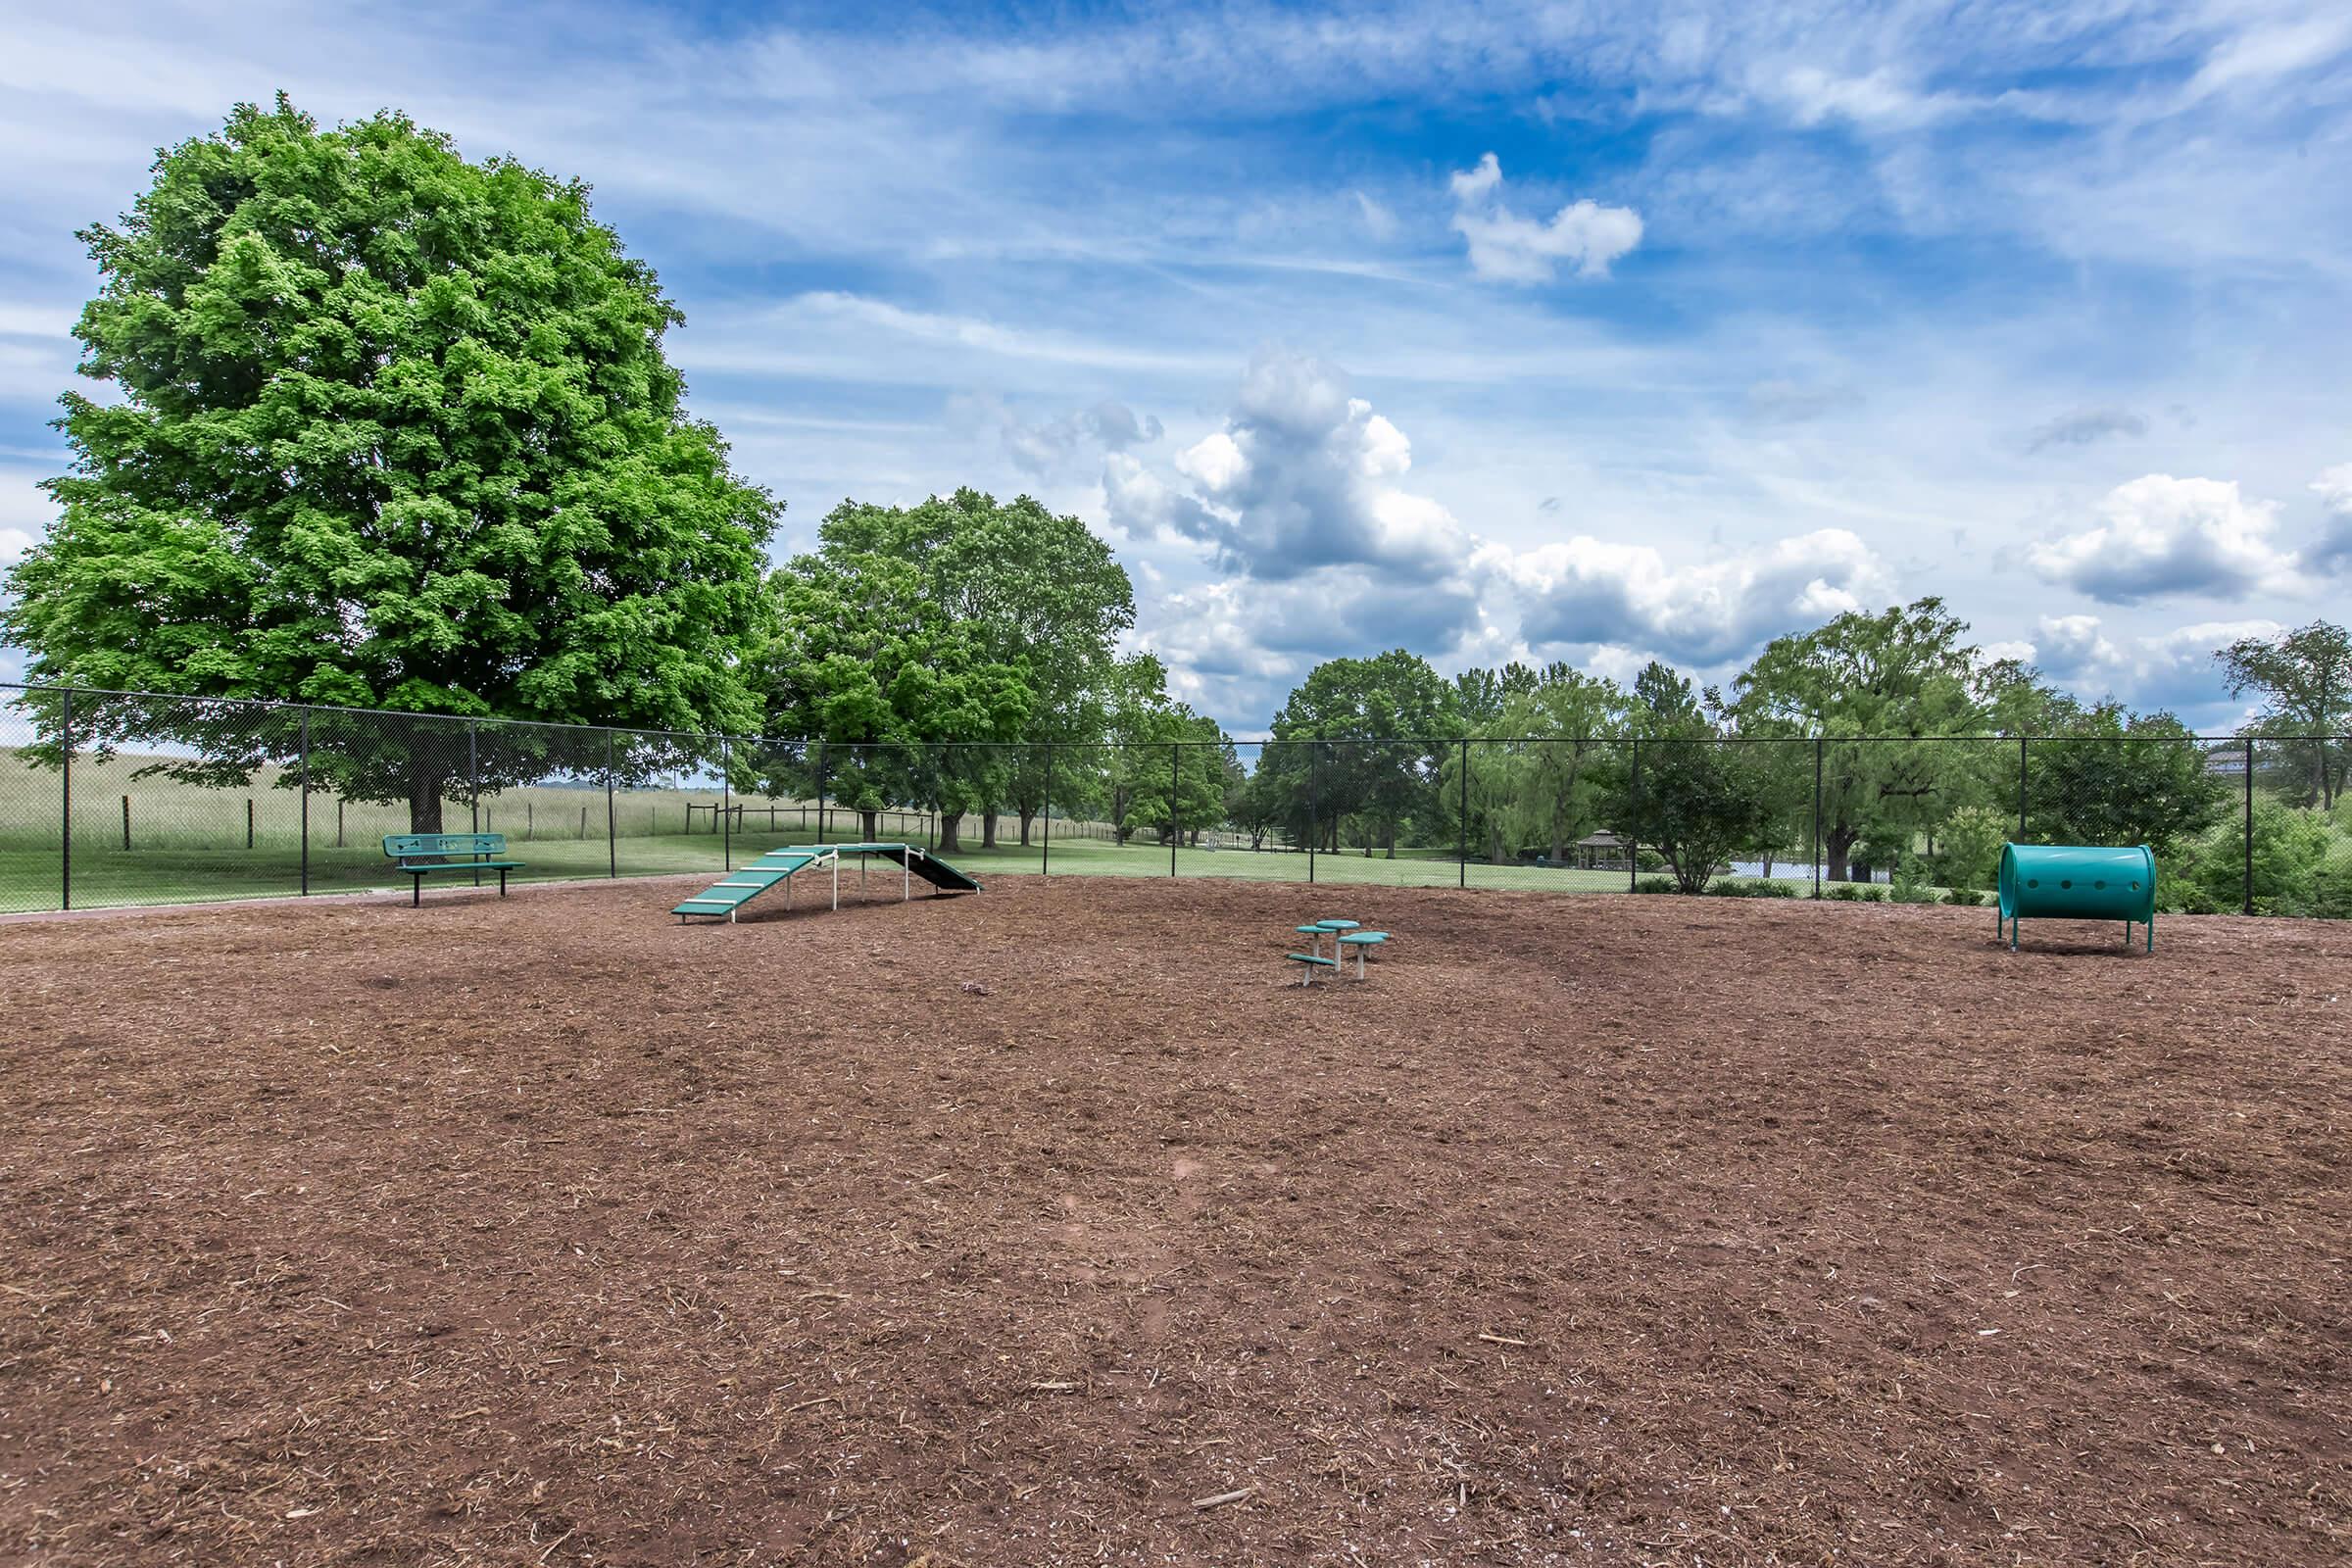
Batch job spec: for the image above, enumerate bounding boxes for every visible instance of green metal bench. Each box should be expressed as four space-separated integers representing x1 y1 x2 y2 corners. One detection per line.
382 833 525 906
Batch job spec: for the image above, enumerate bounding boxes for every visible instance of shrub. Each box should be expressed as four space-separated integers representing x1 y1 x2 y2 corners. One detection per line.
1932 805 2007 891
1708 878 1797 898
1634 876 1679 894
1943 888 1988 907
1825 881 1886 903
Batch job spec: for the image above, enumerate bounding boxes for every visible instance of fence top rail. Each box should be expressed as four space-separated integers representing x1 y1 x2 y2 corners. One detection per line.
3 682 2345 750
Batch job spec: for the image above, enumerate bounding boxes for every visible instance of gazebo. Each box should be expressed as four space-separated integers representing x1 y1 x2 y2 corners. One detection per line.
1574 830 1632 870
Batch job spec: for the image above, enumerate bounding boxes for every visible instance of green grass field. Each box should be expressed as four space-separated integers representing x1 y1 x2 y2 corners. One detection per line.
6 744 1712 912
1 823 1690 912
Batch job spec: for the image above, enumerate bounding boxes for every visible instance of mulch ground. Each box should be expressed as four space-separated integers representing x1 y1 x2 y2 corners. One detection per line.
1 874 2346 1566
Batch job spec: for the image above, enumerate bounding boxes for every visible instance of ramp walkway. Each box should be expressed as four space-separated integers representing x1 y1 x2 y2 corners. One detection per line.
847 841 984 892
671 843 980 922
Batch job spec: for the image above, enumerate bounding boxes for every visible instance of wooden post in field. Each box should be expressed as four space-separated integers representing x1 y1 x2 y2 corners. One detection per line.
246 797 255 850
122 795 130 852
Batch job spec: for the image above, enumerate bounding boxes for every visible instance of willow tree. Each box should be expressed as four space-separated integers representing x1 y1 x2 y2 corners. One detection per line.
2 97 777 828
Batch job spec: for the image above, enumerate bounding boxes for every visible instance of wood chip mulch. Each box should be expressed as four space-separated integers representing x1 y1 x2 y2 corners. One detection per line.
2 874 2346 1565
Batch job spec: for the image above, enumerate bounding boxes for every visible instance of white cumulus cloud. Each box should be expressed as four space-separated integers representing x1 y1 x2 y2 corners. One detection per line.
1447 153 1642 284
1488 528 1893 665
1106 347 1467 581
2027 612 2284 714
2028 474 2301 604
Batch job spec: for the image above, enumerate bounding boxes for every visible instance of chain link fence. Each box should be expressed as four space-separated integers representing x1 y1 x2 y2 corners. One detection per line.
3 683 2347 919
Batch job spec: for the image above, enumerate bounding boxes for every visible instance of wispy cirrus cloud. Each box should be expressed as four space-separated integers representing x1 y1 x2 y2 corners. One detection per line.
2027 407 2149 452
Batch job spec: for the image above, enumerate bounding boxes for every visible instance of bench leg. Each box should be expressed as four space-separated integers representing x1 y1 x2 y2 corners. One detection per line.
499 869 509 898
413 875 421 908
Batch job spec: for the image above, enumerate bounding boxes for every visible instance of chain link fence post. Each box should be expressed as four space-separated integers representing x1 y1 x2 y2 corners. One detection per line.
468 719 482 886
60 687 73 912
1457 737 1469 889
1812 736 1824 900
1627 736 1641 894
1169 741 1180 877
2243 736 2254 915
1042 743 1053 876
721 736 732 872
299 707 311 897
1306 740 1319 886
2017 736 2028 842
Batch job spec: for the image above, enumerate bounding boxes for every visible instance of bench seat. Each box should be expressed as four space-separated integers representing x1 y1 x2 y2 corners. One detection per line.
382 833 526 906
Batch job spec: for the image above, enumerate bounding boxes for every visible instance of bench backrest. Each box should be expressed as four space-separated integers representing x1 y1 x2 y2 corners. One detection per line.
383 832 508 862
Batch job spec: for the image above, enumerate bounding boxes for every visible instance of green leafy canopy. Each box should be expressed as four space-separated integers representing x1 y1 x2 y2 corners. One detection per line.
4 96 778 738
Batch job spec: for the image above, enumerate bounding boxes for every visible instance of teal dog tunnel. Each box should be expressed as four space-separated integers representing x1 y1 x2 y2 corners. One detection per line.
1996 843 2155 953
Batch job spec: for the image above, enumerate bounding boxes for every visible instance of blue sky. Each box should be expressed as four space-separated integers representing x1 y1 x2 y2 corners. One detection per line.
1 0 2348 733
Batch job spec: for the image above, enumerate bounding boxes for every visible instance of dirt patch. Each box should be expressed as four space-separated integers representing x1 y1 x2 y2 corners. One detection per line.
2 875 2347 1565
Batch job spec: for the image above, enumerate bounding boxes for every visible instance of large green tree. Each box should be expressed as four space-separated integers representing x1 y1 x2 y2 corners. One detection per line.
788 488 1133 848
1609 662 1769 893
2218 620 2351 808
1444 663 1625 864
1726 599 1986 881
2 98 779 829
750 553 1031 840
1267 650 1459 856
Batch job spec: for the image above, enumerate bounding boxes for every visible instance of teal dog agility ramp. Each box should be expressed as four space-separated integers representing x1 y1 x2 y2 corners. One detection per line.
672 843 981 922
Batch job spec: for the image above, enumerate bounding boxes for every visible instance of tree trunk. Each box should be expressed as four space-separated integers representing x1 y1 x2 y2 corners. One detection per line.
860 808 879 839
982 809 998 850
408 772 446 835
1019 808 1035 846
939 810 964 852
1827 822 1859 882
